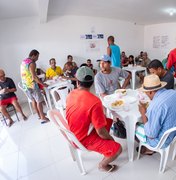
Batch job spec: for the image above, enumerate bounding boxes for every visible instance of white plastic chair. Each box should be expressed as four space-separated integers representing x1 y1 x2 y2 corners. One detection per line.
137 126 176 173
50 83 74 111
18 82 34 115
47 109 90 175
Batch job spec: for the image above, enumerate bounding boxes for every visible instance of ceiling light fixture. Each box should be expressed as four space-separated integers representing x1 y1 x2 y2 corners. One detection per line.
167 9 176 16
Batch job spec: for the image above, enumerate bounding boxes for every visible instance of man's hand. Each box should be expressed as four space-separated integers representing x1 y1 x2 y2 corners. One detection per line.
138 102 146 115
0 88 6 94
42 83 48 88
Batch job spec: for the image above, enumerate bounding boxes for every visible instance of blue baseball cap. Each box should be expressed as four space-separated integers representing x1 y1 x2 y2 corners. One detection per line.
97 54 111 62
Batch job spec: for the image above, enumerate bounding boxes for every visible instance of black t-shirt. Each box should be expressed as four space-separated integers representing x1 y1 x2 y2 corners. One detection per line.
0 77 16 100
161 71 174 89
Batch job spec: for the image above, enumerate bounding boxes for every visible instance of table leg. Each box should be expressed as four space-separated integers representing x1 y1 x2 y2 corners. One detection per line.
44 88 52 109
131 72 135 90
124 116 137 161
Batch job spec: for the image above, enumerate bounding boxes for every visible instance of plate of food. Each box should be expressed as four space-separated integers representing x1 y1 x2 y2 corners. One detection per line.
115 89 127 96
110 99 124 109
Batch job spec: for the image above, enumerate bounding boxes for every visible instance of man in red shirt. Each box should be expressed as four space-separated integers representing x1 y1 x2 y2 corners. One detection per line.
167 48 176 77
66 66 121 172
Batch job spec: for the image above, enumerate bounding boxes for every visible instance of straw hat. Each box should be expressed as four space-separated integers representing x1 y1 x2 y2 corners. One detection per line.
140 74 167 92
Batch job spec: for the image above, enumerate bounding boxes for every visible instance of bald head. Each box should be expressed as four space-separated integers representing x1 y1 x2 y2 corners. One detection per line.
0 69 5 75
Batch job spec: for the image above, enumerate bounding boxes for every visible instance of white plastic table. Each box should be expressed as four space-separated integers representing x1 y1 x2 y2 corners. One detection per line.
122 66 147 90
102 89 142 161
44 79 71 109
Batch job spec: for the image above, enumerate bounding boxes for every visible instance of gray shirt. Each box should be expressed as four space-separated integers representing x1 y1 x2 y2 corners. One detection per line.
95 67 129 95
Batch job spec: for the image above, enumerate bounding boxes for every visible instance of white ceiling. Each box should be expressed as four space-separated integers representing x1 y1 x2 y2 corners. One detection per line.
0 0 176 25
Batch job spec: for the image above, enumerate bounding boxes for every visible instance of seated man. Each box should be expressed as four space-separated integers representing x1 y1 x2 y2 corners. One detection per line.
63 55 77 72
46 58 63 80
0 69 27 127
136 74 176 155
86 59 97 74
137 52 151 83
148 59 174 89
95 54 131 98
66 66 121 172
63 62 78 88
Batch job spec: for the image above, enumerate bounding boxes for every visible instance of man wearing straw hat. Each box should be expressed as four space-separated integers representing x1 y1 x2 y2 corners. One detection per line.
136 74 176 155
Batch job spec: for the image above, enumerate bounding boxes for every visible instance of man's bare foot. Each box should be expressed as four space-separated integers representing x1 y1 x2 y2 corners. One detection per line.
23 115 28 121
99 164 118 173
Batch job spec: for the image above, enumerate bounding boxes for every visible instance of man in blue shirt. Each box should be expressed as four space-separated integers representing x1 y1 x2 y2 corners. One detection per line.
107 36 121 68
136 74 176 155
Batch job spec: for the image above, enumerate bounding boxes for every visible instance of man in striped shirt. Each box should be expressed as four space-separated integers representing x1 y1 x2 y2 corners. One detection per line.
136 74 176 155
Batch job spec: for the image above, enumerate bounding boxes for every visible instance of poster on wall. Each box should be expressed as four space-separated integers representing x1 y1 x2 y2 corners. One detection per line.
161 35 169 48
153 35 169 49
85 41 100 52
80 34 104 40
153 36 160 48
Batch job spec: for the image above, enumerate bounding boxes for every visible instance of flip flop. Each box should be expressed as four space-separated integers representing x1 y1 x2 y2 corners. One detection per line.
41 120 50 124
99 164 117 173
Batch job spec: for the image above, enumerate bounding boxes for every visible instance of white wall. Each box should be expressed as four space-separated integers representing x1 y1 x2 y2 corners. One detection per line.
144 22 176 60
0 15 144 102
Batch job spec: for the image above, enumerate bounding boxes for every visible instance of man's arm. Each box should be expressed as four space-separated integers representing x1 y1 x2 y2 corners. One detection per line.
29 63 48 87
121 73 131 89
96 127 114 140
138 103 148 124
107 46 111 56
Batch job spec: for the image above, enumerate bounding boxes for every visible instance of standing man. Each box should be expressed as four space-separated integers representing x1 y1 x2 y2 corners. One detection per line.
66 66 121 172
20 49 49 123
107 36 121 67
0 69 27 127
95 55 131 98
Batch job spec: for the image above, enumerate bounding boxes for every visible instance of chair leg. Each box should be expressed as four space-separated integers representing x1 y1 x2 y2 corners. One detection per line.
74 150 87 175
2 115 7 126
159 148 170 173
28 101 33 115
42 94 49 109
69 145 76 161
13 107 20 122
172 144 176 160
137 143 142 160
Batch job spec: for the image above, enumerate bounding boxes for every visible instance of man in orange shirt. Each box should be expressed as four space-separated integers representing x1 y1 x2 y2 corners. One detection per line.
66 66 122 172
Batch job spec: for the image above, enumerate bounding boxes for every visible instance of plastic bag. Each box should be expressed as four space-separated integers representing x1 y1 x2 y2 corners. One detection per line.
113 120 126 139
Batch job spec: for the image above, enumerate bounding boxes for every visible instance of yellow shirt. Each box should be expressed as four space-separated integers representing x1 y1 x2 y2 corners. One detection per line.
46 66 63 79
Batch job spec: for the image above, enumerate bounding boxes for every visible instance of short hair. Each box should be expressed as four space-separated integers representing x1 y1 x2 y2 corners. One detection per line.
107 36 114 42
65 62 73 66
29 49 39 57
49 58 56 64
67 55 73 59
78 75 94 88
129 55 134 59
87 59 91 62
148 59 164 69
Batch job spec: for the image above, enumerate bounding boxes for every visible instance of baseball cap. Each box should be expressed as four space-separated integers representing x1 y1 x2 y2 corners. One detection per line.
76 66 94 82
97 54 111 62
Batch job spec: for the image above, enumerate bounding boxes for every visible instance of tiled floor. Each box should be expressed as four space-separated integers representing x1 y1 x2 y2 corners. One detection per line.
1 81 176 180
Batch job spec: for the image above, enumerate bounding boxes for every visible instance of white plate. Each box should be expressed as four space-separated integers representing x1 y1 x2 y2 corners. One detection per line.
104 94 137 104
